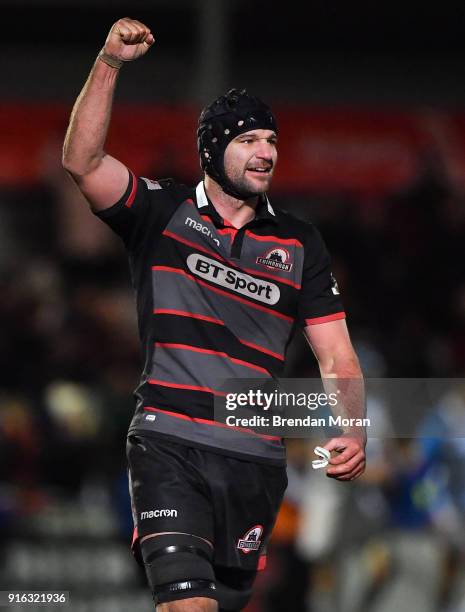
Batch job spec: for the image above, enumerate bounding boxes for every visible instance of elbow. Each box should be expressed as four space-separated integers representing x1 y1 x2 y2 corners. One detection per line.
62 158 78 178
62 152 100 180
62 138 104 178
61 149 81 178
62 141 75 173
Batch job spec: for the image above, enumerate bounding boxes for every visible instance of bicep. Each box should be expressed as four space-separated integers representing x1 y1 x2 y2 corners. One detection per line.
66 153 130 212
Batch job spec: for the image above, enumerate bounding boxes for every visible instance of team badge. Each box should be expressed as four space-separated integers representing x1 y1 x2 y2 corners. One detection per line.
237 525 263 554
256 248 293 272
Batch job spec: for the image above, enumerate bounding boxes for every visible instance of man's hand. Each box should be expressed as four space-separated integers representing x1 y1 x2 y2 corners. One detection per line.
323 435 366 481
103 18 155 62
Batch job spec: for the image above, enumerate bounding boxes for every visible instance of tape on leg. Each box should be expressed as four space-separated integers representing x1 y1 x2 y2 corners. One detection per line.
141 533 215 599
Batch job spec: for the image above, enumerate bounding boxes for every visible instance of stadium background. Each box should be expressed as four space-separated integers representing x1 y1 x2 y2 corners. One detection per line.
1 1 465 610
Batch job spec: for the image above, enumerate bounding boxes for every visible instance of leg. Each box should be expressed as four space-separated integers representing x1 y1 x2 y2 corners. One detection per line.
141 532 220 609
214 566 257 611
126 436 219 606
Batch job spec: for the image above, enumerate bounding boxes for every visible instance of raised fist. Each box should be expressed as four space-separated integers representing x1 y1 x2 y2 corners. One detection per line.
103 18 154 62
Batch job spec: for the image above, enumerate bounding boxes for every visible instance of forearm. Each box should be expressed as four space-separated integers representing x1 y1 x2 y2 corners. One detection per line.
62 57 120 177
319 350 366 441
319 349 362 380
305 321 366 477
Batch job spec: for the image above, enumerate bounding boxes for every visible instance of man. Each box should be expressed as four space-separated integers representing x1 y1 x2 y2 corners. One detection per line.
63 17 365 612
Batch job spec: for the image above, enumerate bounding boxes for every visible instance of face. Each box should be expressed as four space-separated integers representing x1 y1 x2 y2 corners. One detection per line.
223 129 278 195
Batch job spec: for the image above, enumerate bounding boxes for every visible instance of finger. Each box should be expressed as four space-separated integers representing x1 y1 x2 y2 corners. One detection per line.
328 453 365 474
133 28 152 45
328 445 361 465
328 461 366 481
139 30 154 45
327 458 364 479
323 437 345 452
323 437 353 454
130 19 151 31
328 469 360 481
127 20 151 43
118 20 145 44
113 23 132 41
118 17 139 30
116 28 139 45
341 465 366 481
324 438 363 464
144 33 155 46
125 25 144 44
326 452 364 476
350 467 366 481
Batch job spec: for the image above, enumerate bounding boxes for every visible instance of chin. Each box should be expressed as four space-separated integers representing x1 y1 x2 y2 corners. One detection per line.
227 174 271 197
245 178 272 195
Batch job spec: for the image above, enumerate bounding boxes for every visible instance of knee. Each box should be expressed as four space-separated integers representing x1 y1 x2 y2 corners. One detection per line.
141 533 217 607
156 596 218 611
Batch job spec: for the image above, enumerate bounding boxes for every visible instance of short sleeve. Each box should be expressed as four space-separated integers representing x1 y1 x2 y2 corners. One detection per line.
297 224 346 328
93 169 173 251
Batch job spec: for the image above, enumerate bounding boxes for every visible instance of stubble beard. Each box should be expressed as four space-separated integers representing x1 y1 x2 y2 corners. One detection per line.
225 167 272 197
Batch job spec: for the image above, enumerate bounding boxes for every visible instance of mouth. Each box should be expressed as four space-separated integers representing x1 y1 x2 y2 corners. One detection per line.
246 166 272 177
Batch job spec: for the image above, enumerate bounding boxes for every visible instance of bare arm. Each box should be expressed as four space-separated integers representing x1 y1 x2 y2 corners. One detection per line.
304 318 366 480
62 18 154 211
304 318 361 379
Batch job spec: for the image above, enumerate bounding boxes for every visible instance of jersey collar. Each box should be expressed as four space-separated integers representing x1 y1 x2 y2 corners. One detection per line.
195 181 277 225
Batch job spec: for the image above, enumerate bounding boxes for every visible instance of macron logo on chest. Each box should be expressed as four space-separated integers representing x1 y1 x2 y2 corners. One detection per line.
184 216 220 246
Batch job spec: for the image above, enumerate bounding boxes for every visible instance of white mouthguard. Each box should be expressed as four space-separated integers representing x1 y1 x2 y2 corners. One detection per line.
312 446 331 469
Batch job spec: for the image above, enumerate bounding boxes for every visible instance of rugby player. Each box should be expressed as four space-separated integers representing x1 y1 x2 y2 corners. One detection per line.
62 17 366 612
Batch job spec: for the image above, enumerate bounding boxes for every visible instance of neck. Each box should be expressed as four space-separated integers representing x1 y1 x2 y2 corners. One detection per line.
204 175 259 228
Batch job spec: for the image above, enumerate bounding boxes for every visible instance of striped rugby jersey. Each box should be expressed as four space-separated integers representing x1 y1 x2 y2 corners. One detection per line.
95 170 345 465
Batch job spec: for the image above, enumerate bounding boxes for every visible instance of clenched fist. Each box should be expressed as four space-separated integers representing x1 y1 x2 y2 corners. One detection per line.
103 18 154 63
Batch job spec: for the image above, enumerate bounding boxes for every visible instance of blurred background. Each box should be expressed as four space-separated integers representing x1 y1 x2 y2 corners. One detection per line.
1 0 465 610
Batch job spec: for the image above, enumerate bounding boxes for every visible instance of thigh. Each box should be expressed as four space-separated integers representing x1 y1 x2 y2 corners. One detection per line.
127 434 214 556
127 434 220 606
205 454 288 609
206 453 288 572
126 436 287 610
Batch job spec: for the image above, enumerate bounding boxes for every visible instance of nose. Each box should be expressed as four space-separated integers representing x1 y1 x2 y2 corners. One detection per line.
255 138 274 160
